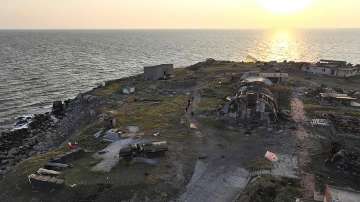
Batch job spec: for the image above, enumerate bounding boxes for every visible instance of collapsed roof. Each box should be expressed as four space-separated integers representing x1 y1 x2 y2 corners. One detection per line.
222 76 279 123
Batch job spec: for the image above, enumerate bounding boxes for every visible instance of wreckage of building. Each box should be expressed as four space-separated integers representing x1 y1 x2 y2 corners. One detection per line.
320 93 358 106
221 76 279 123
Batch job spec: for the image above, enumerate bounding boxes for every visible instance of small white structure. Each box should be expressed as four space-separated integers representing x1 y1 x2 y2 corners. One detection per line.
310 119 329 127
302 60 359 78
122 86 135 95
144 64 174 80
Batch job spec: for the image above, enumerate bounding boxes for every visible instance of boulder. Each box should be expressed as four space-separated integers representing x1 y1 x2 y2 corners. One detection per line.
52 101 64 116
1 159 9 165
8 148 20 156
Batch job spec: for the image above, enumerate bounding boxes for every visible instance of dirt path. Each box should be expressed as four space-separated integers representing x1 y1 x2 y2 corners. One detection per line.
179 160 249 202
185 85 202 134
291 90 315 200
178 84 250 202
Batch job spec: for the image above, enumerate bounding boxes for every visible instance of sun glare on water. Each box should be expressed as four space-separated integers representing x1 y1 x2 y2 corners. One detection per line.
257 0 312 14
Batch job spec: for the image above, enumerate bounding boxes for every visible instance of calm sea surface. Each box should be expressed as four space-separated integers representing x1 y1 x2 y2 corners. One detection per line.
1 29 360 129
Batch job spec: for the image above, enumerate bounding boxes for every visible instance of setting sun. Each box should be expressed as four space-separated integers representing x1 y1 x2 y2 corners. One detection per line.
257 0 312 14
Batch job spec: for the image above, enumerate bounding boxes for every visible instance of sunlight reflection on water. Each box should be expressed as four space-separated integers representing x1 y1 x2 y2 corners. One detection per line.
0 29 359 129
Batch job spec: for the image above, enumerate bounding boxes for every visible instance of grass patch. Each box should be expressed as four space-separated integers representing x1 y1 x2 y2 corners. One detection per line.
72 123 108 151
62 153 103 186
114 95 187 133
196 97 223 113
93 82 122 97
270 85 292 110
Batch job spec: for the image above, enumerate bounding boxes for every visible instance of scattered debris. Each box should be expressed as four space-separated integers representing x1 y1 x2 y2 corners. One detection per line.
28 174 64 189
310 119 330 127
67 142 79 150
265 151 279 162
36 168 61 177
122 86 136 95
44 162 71 171
102 129 121 142
94 130 103 138
12 114 34 131
320 93 357 106
119 141 168 160
350 101 360 107
92 138 137 172
190 123 198 129
50 148 85 164
127 126 140 133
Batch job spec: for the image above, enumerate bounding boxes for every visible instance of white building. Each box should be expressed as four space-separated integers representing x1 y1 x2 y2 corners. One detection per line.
302 60 359 78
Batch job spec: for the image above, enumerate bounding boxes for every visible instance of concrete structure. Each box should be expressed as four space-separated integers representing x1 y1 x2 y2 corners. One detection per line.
144 64 174 80
324 185 360 202
222 76 279 123
302 60 359 78
28 174 64 189
320 93 357 106
50 148 85 164
241 71 289 84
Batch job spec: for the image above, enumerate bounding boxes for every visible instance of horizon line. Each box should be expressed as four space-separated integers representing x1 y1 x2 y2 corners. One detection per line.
1 27 360 31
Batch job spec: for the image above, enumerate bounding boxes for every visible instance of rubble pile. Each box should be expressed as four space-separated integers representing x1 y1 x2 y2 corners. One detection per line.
28 148 85 189
327 114 360 134
119 141 168 160
306 86 360 107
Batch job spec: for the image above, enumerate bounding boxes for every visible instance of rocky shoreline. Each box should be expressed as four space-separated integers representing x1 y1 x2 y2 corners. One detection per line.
0 90 105 176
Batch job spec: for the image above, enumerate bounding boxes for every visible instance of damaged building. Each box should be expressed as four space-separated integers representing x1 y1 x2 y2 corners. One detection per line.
302 59 359 77
320 93 358 106
221 76 279 124
144 64 174 81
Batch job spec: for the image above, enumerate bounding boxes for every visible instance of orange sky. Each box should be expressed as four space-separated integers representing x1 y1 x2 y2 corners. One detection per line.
1 0 359 29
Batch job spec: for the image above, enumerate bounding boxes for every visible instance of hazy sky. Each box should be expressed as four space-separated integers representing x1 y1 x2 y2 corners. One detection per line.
1 0 359 29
